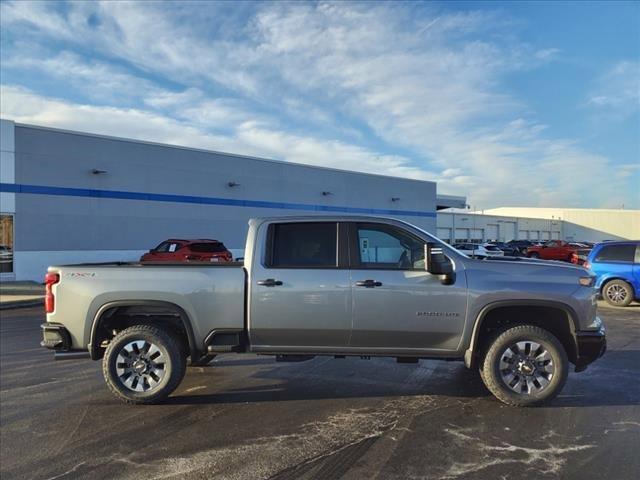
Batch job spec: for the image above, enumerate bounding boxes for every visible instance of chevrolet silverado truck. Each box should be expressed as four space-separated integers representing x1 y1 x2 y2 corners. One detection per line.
41 216 606 407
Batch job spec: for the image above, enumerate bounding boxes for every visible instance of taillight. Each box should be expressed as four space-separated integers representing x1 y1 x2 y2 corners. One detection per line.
45 272 60 313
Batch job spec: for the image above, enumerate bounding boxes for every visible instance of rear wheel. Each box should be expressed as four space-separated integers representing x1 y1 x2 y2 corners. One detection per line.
480 325 568 407
602 279 633 307
103 324 186 404
528 252 540 259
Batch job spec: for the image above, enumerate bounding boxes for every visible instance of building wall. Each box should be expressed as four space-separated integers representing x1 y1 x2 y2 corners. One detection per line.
436 212 562 243
482 207 640 242
5 123 438 280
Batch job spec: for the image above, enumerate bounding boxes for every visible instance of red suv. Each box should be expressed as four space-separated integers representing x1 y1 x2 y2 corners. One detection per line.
140 239 233 263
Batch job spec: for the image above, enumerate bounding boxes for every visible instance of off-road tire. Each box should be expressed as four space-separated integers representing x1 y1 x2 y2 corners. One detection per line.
103 324 186 404
602 279 633 307
480 324 568 407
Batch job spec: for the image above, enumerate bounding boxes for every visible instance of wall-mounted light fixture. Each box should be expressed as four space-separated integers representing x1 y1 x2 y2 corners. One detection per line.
391 197 400 202
227 181 240 188
91 169 107 175
322 191 333 196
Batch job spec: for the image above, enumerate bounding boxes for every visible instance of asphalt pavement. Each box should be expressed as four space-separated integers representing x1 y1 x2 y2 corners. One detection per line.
1 304 638 480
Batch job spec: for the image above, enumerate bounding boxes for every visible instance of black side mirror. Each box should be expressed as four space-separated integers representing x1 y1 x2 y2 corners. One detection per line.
425 244 455 285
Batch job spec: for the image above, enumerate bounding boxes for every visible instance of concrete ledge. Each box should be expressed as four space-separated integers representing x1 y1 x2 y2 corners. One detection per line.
0 298 44 310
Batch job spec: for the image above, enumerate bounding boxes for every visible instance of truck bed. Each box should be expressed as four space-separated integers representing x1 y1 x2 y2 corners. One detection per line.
47 263 246 353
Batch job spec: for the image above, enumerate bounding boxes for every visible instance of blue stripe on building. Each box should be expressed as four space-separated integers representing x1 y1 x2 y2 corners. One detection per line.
0 183 436 218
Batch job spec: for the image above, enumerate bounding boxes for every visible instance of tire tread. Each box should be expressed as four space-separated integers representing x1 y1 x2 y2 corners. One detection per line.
102 324 186 405
480 324 568 407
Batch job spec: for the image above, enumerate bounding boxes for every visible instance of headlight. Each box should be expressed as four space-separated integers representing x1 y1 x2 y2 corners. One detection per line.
579 276 595 287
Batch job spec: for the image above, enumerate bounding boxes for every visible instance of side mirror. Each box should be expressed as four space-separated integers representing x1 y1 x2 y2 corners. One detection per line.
424 244 455 284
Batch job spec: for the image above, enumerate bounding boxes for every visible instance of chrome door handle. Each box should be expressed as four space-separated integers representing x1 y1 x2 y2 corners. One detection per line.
257 278 283 287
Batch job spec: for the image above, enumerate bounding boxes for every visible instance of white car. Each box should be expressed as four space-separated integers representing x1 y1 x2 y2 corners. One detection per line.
453 243 504 259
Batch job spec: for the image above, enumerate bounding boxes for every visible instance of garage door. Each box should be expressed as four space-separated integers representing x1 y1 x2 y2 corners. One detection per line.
541 231 550 240
529 231 539 240
437 228 452 243
470 229 483 243
455 228 469 243
486 224 499 242
518 230 528 240
502 222 516 241
551 231 560 240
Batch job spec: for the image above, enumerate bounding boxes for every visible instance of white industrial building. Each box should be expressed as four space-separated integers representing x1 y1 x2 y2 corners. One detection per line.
436 211 563 244
435 207 639 244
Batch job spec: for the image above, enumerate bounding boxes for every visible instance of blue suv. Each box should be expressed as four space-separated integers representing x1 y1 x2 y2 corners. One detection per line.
585 241 639 307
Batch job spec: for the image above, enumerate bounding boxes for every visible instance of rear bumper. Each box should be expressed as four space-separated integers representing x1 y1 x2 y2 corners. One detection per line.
574 322 606 372
41 323 91 360
40 323 71 351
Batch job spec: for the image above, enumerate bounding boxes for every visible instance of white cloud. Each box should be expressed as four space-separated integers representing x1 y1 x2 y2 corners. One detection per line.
587 61 640 114
534 48 561 61
1 1 637 209
1 85 438 182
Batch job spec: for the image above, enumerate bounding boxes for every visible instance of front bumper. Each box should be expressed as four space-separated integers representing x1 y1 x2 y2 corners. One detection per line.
41 323 71 351
574 322 606 372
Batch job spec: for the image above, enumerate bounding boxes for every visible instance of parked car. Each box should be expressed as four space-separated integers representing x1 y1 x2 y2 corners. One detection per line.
585 241 639 307
526 241 577 262
42 215 605 407
453 243 504 259
488 241 522 256
505 240 535 255
140 239 233 263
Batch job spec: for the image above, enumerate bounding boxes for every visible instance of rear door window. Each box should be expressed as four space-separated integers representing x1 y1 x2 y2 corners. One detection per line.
595 244 636 263
268 223 338 268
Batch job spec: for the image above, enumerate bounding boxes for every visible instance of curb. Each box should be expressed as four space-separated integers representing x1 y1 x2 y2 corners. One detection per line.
0 299 44 310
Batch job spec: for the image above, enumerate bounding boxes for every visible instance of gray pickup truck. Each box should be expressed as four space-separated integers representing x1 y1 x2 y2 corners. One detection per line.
41 216 606 406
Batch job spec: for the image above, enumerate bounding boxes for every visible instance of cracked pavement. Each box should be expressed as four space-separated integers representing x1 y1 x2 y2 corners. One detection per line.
1 303 638 480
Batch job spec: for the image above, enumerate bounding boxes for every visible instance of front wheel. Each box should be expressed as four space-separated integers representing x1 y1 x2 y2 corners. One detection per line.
480 325 568 407
103 324 186 404
528 252 540 259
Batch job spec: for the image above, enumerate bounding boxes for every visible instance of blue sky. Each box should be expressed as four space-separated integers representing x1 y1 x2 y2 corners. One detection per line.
1 0 638 209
